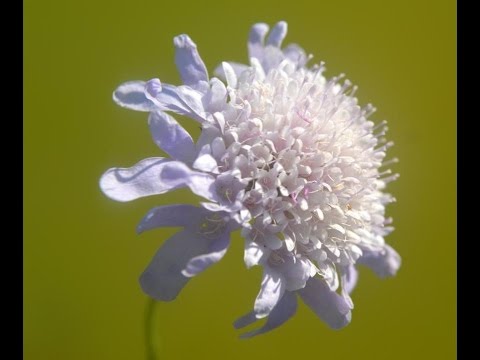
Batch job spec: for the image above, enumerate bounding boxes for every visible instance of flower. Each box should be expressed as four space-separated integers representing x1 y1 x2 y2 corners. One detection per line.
100 21 400 338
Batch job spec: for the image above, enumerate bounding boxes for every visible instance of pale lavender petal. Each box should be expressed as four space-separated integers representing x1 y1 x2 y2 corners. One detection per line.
148 111 195 163
192 144 218 173
202 78 227 113
192 153 218 173
139 229 211 301
244 240 270 268
254 268 285 318
283 43 308 67
136 204 204 234
266 21 288 48
340 266 356 310
145 79 206 122
298 277 352 329
182 233 231 277
213 62 249 82
358 244 401 278
174 34 209 86
159 161 217 201
112 81 156 112
222 62 237 88
343 264 358 294
100 158 176 202
248 23 269 60
240 291 297 338
283 257 314 291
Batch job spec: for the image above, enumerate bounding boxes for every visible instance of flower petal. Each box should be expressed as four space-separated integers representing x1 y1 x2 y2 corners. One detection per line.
283 257 314 291
248 23 269 60
148 111 195 163
358 244 401 278
100 158 176 202
193 144 218 173
222 62 237 88
145 79 206 122
244 240 270 268
213 62 249 82
174 34 209 86
182 233 231 277
254 268 285 318
240 291 297 338
112 81 156 112
202 78 227 113
343 264 358 295
266 21 288 48
159 161 217 201
283 43 308 67
136 204 204 234
139 229 213 301
298 277 352 329
340 266 356 310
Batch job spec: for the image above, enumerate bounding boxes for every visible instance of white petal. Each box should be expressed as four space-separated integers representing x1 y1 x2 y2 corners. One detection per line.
213 62 249 81
244 240 270 268
222 62 237 88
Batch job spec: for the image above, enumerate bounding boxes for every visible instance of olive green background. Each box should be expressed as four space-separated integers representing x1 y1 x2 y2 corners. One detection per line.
24 0 456 359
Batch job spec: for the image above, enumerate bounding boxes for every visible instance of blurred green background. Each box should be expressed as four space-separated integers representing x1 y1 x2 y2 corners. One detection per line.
24 0 455 359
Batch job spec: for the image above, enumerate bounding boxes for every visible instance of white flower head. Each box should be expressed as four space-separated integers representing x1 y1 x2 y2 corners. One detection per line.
100 21 400 337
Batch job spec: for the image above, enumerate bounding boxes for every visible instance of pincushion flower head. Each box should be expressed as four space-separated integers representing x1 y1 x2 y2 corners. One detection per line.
100 21 400 337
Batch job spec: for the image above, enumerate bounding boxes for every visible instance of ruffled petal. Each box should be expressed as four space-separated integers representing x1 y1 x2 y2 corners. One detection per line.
254 268 285 318
221 62 237 88
159 161 217 201
182 233 231 277
100 158 176 202
240 291 297 338
112 81 156 112
202 78 227 113
136 204 204 234
358 244 401 278
148 111 195 163
248 23 269 60
244 240 270 268
213 62 249 82
139 229 213 301
283 257 315 291
174 34 209 86
266 21 288 48
283 43 308 67
145 79 206 122
298 277 352 329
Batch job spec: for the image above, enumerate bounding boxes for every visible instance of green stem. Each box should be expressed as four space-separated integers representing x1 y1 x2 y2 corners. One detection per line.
145 298 161 360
